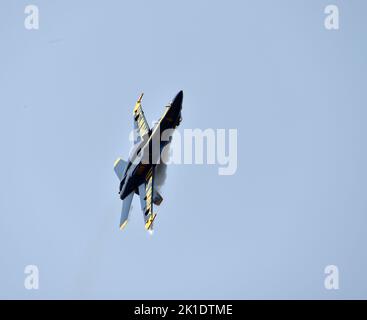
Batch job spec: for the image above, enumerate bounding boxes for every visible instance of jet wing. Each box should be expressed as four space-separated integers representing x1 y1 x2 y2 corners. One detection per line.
138 168 156 231
133 93 150 143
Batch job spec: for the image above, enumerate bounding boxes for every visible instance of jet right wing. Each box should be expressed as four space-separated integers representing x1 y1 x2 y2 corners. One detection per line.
133 93 150 143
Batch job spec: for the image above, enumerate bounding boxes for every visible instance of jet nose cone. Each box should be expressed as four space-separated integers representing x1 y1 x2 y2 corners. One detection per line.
172 90 183 107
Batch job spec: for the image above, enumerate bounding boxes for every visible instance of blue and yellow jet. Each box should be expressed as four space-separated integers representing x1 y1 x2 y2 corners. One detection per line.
114 91 183 232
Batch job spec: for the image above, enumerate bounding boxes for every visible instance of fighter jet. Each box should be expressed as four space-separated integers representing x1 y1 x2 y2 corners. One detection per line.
114 91 183 232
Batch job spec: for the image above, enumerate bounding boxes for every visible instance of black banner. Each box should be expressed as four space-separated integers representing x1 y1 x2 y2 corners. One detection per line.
1 300 365 318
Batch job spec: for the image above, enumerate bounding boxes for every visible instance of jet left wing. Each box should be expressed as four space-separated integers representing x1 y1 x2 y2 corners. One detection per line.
138 168 156 231
133 93 150 143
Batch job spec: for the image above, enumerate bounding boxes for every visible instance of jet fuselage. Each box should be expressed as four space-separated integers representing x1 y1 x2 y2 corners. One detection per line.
119 91 183 200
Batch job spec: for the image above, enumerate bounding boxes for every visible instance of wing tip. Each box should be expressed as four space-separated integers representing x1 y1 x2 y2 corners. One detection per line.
137 92 144 103
144 213 157 231
120 220 128 231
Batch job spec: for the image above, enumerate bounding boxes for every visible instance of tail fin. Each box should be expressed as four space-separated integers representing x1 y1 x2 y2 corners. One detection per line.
114 158 127 180
120 191 134 230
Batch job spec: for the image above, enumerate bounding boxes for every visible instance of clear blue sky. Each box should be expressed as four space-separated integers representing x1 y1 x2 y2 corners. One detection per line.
0 0 366 299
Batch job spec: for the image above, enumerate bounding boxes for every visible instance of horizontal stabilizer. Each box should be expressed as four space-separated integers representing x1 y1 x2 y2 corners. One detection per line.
114 158 127 180
120 191 134 230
